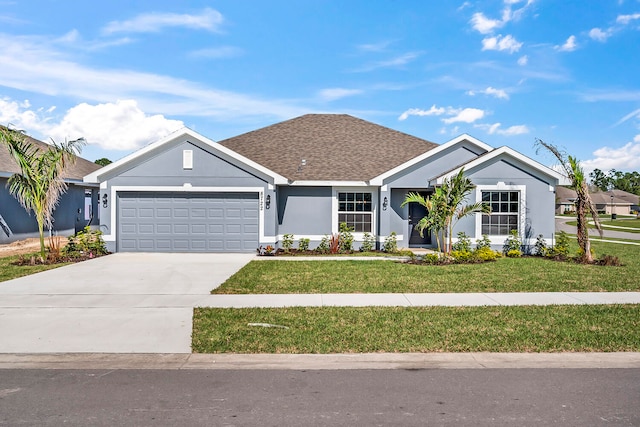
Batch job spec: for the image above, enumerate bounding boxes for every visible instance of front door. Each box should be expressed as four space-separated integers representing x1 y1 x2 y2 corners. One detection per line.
408 192 431 246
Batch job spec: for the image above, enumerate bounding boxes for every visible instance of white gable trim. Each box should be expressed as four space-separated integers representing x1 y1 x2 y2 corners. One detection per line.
369 133 493 185
84 127 288 185
431 146 569 186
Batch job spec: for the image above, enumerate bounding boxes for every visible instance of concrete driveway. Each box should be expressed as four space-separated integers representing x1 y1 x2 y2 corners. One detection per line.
0 253 255 354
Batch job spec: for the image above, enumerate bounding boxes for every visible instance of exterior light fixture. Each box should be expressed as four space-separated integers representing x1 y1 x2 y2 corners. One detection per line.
383 196 388 210
265 194 271 209
102 193 108 208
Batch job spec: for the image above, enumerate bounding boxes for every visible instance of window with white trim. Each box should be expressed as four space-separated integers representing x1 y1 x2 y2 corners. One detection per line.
338 192 372 232
481 191 519 235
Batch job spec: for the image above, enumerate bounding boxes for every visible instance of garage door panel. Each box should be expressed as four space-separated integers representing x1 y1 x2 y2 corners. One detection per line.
117 192 259 253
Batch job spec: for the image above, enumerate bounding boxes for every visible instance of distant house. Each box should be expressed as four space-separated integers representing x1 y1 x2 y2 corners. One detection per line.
555 186 637 215
0 135 102 244
85 114 566 253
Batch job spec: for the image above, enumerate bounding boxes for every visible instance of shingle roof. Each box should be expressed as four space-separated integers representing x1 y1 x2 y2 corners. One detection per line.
217 114 439 181
0 132 101 181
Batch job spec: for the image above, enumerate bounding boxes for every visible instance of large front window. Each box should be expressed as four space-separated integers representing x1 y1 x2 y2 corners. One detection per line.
338 192 372 232
481 191 519 235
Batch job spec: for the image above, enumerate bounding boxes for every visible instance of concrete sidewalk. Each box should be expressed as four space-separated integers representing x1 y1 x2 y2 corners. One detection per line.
201 291 640 308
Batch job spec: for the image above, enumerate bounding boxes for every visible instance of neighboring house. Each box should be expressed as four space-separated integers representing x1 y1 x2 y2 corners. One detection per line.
84 114 566 253
0 135 102 244
555 186 636 215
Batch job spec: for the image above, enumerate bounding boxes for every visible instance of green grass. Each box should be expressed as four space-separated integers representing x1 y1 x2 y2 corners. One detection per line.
0 253 68 282
566 218 640 233
192 305 640 353
213 240 640 294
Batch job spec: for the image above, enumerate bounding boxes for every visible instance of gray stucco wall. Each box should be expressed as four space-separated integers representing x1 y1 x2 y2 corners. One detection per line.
379 142 485 247
378 146 557 250
460 157 557 244
384 142 483 188
1 179 98 244
276 186 332 238
98 140 273 252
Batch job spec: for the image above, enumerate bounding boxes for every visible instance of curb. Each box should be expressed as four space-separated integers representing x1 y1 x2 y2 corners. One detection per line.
1 352 639 370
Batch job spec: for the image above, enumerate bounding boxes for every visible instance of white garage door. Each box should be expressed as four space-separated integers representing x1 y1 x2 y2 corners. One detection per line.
117 192 259 252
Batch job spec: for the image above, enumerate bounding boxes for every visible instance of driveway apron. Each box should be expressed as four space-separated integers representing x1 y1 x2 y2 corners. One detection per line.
0 253 255 353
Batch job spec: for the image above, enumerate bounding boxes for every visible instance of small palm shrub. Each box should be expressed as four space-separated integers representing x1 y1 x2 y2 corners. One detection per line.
503 230 522 257
382 232 398 253
281 234 294 253
452 232 471 252
298 238 310 252
475 234 492 250
360 232 376 252
534 234 548 257
338 222 354 253
548 231 570 259
63 226 108 257
316 235 330 254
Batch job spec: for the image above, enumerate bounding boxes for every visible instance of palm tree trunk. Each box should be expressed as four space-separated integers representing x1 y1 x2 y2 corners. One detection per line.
37 217 45 262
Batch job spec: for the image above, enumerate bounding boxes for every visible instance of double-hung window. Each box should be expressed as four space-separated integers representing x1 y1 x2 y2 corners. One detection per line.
481 191 519 235
338 192 372 232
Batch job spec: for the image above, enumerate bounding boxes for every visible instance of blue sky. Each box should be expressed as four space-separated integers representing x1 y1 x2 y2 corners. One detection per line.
1 1 639 173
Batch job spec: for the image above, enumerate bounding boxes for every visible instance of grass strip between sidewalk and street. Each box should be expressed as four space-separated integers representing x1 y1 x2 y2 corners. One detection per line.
192 305 640 353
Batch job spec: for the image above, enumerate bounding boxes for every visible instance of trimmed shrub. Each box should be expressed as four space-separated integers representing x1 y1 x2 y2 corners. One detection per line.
298 238 310 252
338 222 354 253
382 232 398 253
281 233 294 253
360 232 376 252
316 235 330 254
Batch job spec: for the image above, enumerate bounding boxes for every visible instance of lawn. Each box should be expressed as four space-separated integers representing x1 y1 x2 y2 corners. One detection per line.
0 254 68 282
192 305 640 353
566 218 640 233
212 240 640 294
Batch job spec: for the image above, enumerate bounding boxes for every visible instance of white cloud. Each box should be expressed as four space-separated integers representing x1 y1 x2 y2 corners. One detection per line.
517 55 528 66
481 34 523 53
188 46 243 59
0 98 184 151
469 1 535 35
48 100 184 150
470 12 504 34
356 41 392 52
582 140 640 171
102 8 224 34
400 105 486 124
617 13 640 25
589 27 612 42
556 35 577 51
353 52 422 72
615 108 640 126
0 97 51 135
0 33 305 121
467 86 509 99
474 122 529 135
317 88 363 102
442 108 486 124
398 105 447 121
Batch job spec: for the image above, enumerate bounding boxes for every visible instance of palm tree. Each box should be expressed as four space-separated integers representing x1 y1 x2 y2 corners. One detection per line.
535 139 602 262
401 189 447 252
439 169 492 254
402 168 491 254
0 127 85 261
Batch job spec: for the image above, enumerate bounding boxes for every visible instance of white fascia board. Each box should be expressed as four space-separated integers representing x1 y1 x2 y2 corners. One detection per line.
369 133 494 186
289 180 370 187
432 146 567 185
84 127 287 185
